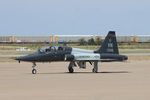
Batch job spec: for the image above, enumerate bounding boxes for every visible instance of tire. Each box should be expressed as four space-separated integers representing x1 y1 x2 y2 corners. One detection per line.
32 69 37 74
92 68 98 73
69 67 74 73
92 68 95 72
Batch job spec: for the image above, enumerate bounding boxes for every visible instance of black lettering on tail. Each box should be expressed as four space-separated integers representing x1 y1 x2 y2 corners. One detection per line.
95 31 119 54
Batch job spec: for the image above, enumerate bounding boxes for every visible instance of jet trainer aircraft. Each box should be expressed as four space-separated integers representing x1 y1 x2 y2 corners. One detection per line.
16 31 128 74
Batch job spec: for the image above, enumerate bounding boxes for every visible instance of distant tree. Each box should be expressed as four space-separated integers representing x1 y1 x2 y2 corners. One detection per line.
79 38 86 45
63 42 67 46
128 42 131 45
88 38 96 45
95 37 103 45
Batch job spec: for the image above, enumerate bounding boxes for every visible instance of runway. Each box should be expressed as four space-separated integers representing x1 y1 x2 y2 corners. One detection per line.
0 61 150 100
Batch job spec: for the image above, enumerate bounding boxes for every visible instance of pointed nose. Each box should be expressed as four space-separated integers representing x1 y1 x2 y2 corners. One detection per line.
15 56 26 61
124 56 128 60
15 55 31 61
15 57 20 60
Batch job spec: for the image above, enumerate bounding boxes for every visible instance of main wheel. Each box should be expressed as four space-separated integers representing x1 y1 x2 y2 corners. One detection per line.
68 67 74 73
92 68 98 73
32 69 37 74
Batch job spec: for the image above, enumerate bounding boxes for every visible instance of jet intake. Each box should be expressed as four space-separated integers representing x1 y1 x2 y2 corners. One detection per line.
123 56 128 60
65 55 74 61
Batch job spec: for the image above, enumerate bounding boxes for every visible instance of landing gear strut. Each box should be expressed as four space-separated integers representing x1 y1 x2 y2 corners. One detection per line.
32 62 37 74
68 61 74 73
92 61 98 73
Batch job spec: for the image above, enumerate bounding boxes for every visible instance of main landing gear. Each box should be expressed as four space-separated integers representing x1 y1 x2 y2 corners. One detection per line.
32 62 37 74
68 61 74 73
92 61 98 73
68 67 74 73
68 61 98 73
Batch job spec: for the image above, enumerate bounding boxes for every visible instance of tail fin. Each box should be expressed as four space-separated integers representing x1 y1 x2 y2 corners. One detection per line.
95 31 119 54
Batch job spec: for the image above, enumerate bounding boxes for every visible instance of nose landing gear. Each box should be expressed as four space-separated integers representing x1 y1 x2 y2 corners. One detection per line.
32 62 37 74
68 67 74 73
32 69 37 74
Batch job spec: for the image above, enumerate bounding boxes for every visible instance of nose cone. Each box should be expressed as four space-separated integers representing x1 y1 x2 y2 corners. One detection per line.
124 56 128 60
15 55 33 61
15 56 26 61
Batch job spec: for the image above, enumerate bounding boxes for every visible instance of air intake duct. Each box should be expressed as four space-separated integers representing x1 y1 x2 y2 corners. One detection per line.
64 55 74 61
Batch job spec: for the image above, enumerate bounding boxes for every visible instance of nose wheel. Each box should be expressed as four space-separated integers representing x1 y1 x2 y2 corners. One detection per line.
32 62 37 74
32 69 37 74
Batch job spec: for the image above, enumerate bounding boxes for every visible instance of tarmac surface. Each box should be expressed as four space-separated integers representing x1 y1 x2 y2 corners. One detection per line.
0 61 150 100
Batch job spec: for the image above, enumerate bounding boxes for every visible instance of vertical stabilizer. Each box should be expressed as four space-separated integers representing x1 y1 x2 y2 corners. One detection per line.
95 31 119 54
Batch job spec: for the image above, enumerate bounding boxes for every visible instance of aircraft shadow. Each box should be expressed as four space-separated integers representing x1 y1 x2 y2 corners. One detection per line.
35 71 130 75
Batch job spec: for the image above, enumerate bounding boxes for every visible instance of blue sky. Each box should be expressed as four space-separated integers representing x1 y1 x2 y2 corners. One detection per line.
0 0 150 36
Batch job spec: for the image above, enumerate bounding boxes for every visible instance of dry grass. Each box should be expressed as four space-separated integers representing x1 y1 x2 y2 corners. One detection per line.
0 58 16 62
1 43 150 50
128 56 150 60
